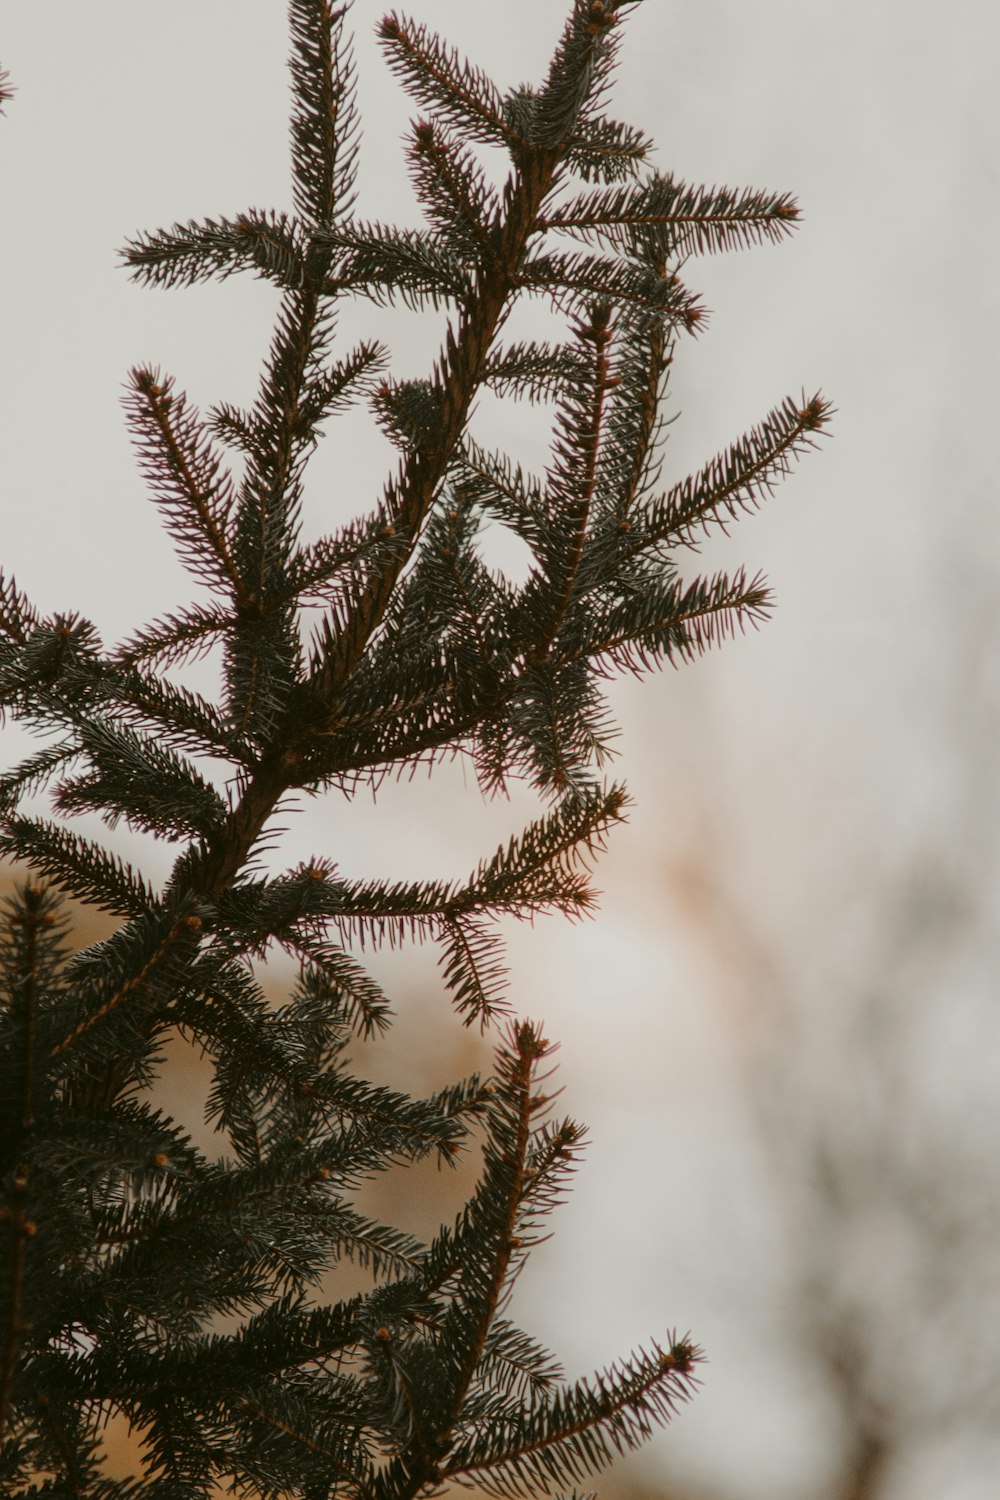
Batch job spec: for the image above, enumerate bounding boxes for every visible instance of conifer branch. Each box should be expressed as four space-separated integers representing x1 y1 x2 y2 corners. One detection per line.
122 210 308 291
0 2 827 1488
407 118 503 269
451 436 547 548
376 12 513 150
0 743 81 817
532 0 634 149
531 302 617 661
375 1023 546 1500
307 152 564 700
565 113 653 181
53 719 229 843
0 819 159 919
438 913 512 1027
520 249 705 328
100 662 256 765
50 909 204 1059
480 339 592 404
444 1335 703 1495
0 574 38 646
124 370 244 602
114 601 236 671
579 566 774 675
539 175 801 258
273 934 394 1038
320 220 475 308
633 392 834 552
288 1 360 228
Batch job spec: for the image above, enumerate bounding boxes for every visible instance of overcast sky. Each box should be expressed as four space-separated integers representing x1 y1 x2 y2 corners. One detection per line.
3 4 998 1496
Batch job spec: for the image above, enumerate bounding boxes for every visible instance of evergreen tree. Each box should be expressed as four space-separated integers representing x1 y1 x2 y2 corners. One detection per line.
0 2 829 1494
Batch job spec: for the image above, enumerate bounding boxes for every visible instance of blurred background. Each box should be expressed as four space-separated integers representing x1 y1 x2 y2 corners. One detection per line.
2 2 998 1496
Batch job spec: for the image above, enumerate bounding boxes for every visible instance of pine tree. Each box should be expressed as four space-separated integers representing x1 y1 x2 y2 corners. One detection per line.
0 2 830 1494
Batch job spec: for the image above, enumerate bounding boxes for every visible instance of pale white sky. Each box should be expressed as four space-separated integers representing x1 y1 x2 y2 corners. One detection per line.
3 4 998 1496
